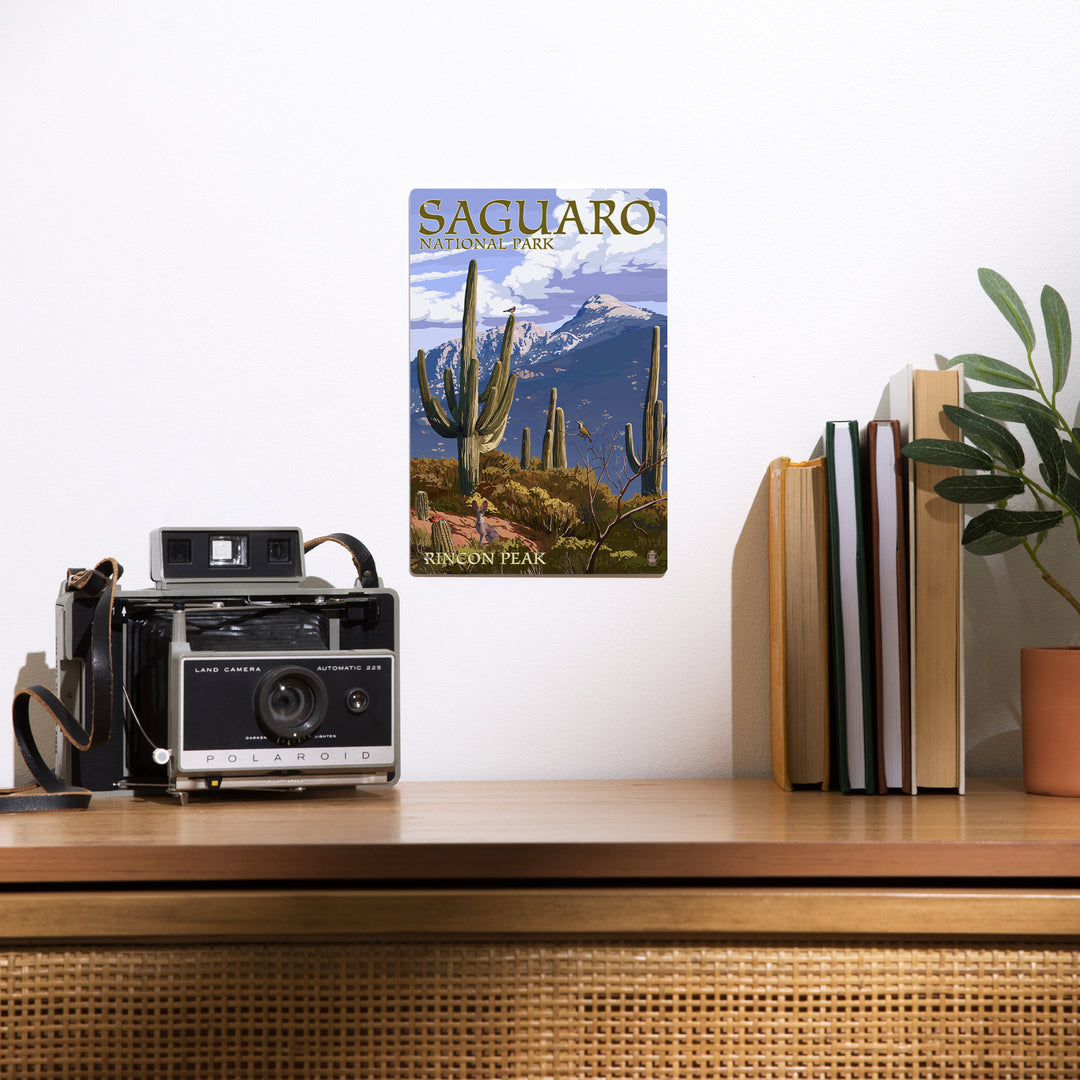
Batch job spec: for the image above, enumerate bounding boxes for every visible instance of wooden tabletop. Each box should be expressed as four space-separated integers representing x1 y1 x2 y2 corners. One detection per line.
1 777 1078 886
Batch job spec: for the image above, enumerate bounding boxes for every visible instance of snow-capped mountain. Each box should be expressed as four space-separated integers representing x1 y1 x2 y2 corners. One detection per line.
553 294 659 348
417 295 665 383
419 319 558 384
411 293 667 487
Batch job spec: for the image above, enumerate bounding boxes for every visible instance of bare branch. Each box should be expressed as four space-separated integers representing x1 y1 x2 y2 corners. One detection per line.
572 431 667 573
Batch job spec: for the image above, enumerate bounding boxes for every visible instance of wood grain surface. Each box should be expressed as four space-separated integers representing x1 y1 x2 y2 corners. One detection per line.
4 885 1080 942
1 777 1078 885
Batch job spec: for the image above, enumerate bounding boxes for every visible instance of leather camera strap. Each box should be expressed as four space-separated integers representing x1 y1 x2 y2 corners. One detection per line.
1 558 122 813
303 533 379 589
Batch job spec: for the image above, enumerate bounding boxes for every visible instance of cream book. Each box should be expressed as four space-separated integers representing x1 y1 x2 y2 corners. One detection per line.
887 365 965 793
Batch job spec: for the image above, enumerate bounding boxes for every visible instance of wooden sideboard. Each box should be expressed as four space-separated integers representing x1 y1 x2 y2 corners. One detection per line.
2 777 1078 1077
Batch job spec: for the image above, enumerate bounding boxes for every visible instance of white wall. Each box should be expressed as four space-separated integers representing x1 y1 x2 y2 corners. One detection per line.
3 1 1080 788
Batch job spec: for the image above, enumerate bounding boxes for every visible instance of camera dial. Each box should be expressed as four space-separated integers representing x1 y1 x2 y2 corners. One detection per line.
254 666 328 745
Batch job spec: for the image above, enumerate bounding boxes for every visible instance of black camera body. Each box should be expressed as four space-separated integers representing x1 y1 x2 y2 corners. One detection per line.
56 528 398 801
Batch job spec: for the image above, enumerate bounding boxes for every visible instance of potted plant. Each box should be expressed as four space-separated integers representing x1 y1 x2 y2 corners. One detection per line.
902 268 1080 795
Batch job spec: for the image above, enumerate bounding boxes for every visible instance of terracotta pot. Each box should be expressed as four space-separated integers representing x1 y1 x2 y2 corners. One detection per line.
1021 647 1080 796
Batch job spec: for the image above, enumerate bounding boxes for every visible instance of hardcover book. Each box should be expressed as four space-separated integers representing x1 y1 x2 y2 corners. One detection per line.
409 188 667 576
768 456 831 790
824 421 880 794
867 419 912 792
887 365 965 793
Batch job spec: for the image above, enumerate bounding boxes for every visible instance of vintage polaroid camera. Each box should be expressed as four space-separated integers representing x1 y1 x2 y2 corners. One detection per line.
56 527 398 801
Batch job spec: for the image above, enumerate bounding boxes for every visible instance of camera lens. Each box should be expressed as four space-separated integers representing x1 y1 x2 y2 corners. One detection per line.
254 666 328 744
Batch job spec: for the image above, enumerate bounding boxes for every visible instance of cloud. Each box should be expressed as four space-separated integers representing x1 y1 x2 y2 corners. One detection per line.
410 273 544 327
501 189 666 303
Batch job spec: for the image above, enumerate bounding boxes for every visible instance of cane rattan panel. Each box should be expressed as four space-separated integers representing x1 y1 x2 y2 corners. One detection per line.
2 939 1078 1078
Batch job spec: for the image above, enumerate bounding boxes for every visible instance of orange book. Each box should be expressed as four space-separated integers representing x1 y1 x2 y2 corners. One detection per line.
768 457 831 790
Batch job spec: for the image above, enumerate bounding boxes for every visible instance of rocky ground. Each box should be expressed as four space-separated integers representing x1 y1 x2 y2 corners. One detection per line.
410 508 544 552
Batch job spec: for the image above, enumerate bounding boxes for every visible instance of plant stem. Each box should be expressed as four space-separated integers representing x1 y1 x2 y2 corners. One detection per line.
1021 536 1080 615
1027 345 1049 402
1041 571 1080 618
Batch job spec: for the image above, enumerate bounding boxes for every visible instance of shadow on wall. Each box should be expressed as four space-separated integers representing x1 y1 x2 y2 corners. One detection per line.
730 470 771 778
962 528 1080 776
727 459 1067 781
13 652 57 787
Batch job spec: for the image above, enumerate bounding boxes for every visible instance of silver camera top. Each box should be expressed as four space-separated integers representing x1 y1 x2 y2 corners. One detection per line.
150 527 308 589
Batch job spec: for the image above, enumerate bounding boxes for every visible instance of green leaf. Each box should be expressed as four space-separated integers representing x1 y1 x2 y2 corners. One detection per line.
946 353 1037 390
933 474 1024 503
1041 284 1071 393
964 390 1058 424
942 404 1024 469
1026 413 1068 492
900 438 993 469
963 507 1064 543
1060 474 1080 518
1064 435 1080 478
963 432 999 462
964 531 1026 556
978 268 1035 353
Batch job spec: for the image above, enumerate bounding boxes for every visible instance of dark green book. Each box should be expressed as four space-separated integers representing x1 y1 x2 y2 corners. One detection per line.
824 420 879 794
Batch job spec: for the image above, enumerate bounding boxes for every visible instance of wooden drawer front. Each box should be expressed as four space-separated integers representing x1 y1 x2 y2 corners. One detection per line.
3 939 1079 1078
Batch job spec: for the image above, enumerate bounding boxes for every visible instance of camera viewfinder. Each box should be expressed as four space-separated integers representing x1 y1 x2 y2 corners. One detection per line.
209 534 249 568
267 538 292 563
166 538 192 565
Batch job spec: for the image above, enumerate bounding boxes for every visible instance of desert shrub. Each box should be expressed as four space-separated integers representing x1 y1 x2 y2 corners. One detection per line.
410 458 455 494
592 548 659 575
489 466 621 538
409 523 430 550
548 535 593 573
410 457 466 514
490 480 577 535
479 450 522 485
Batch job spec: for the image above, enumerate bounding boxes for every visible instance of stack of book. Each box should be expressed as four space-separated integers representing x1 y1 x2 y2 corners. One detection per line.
768 365 964 794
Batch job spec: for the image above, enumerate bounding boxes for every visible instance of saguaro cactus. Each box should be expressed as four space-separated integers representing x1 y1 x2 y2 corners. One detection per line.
624 326 667 495
541 388 566 470
520 427 531 469
414 490 430 521
431 518 454 555
416 261 517 498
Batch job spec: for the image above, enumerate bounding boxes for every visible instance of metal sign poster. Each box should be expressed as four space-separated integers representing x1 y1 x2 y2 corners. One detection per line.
409 188 667 576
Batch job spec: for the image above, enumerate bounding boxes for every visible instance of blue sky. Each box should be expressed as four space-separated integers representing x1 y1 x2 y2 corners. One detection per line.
409 187 667 352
